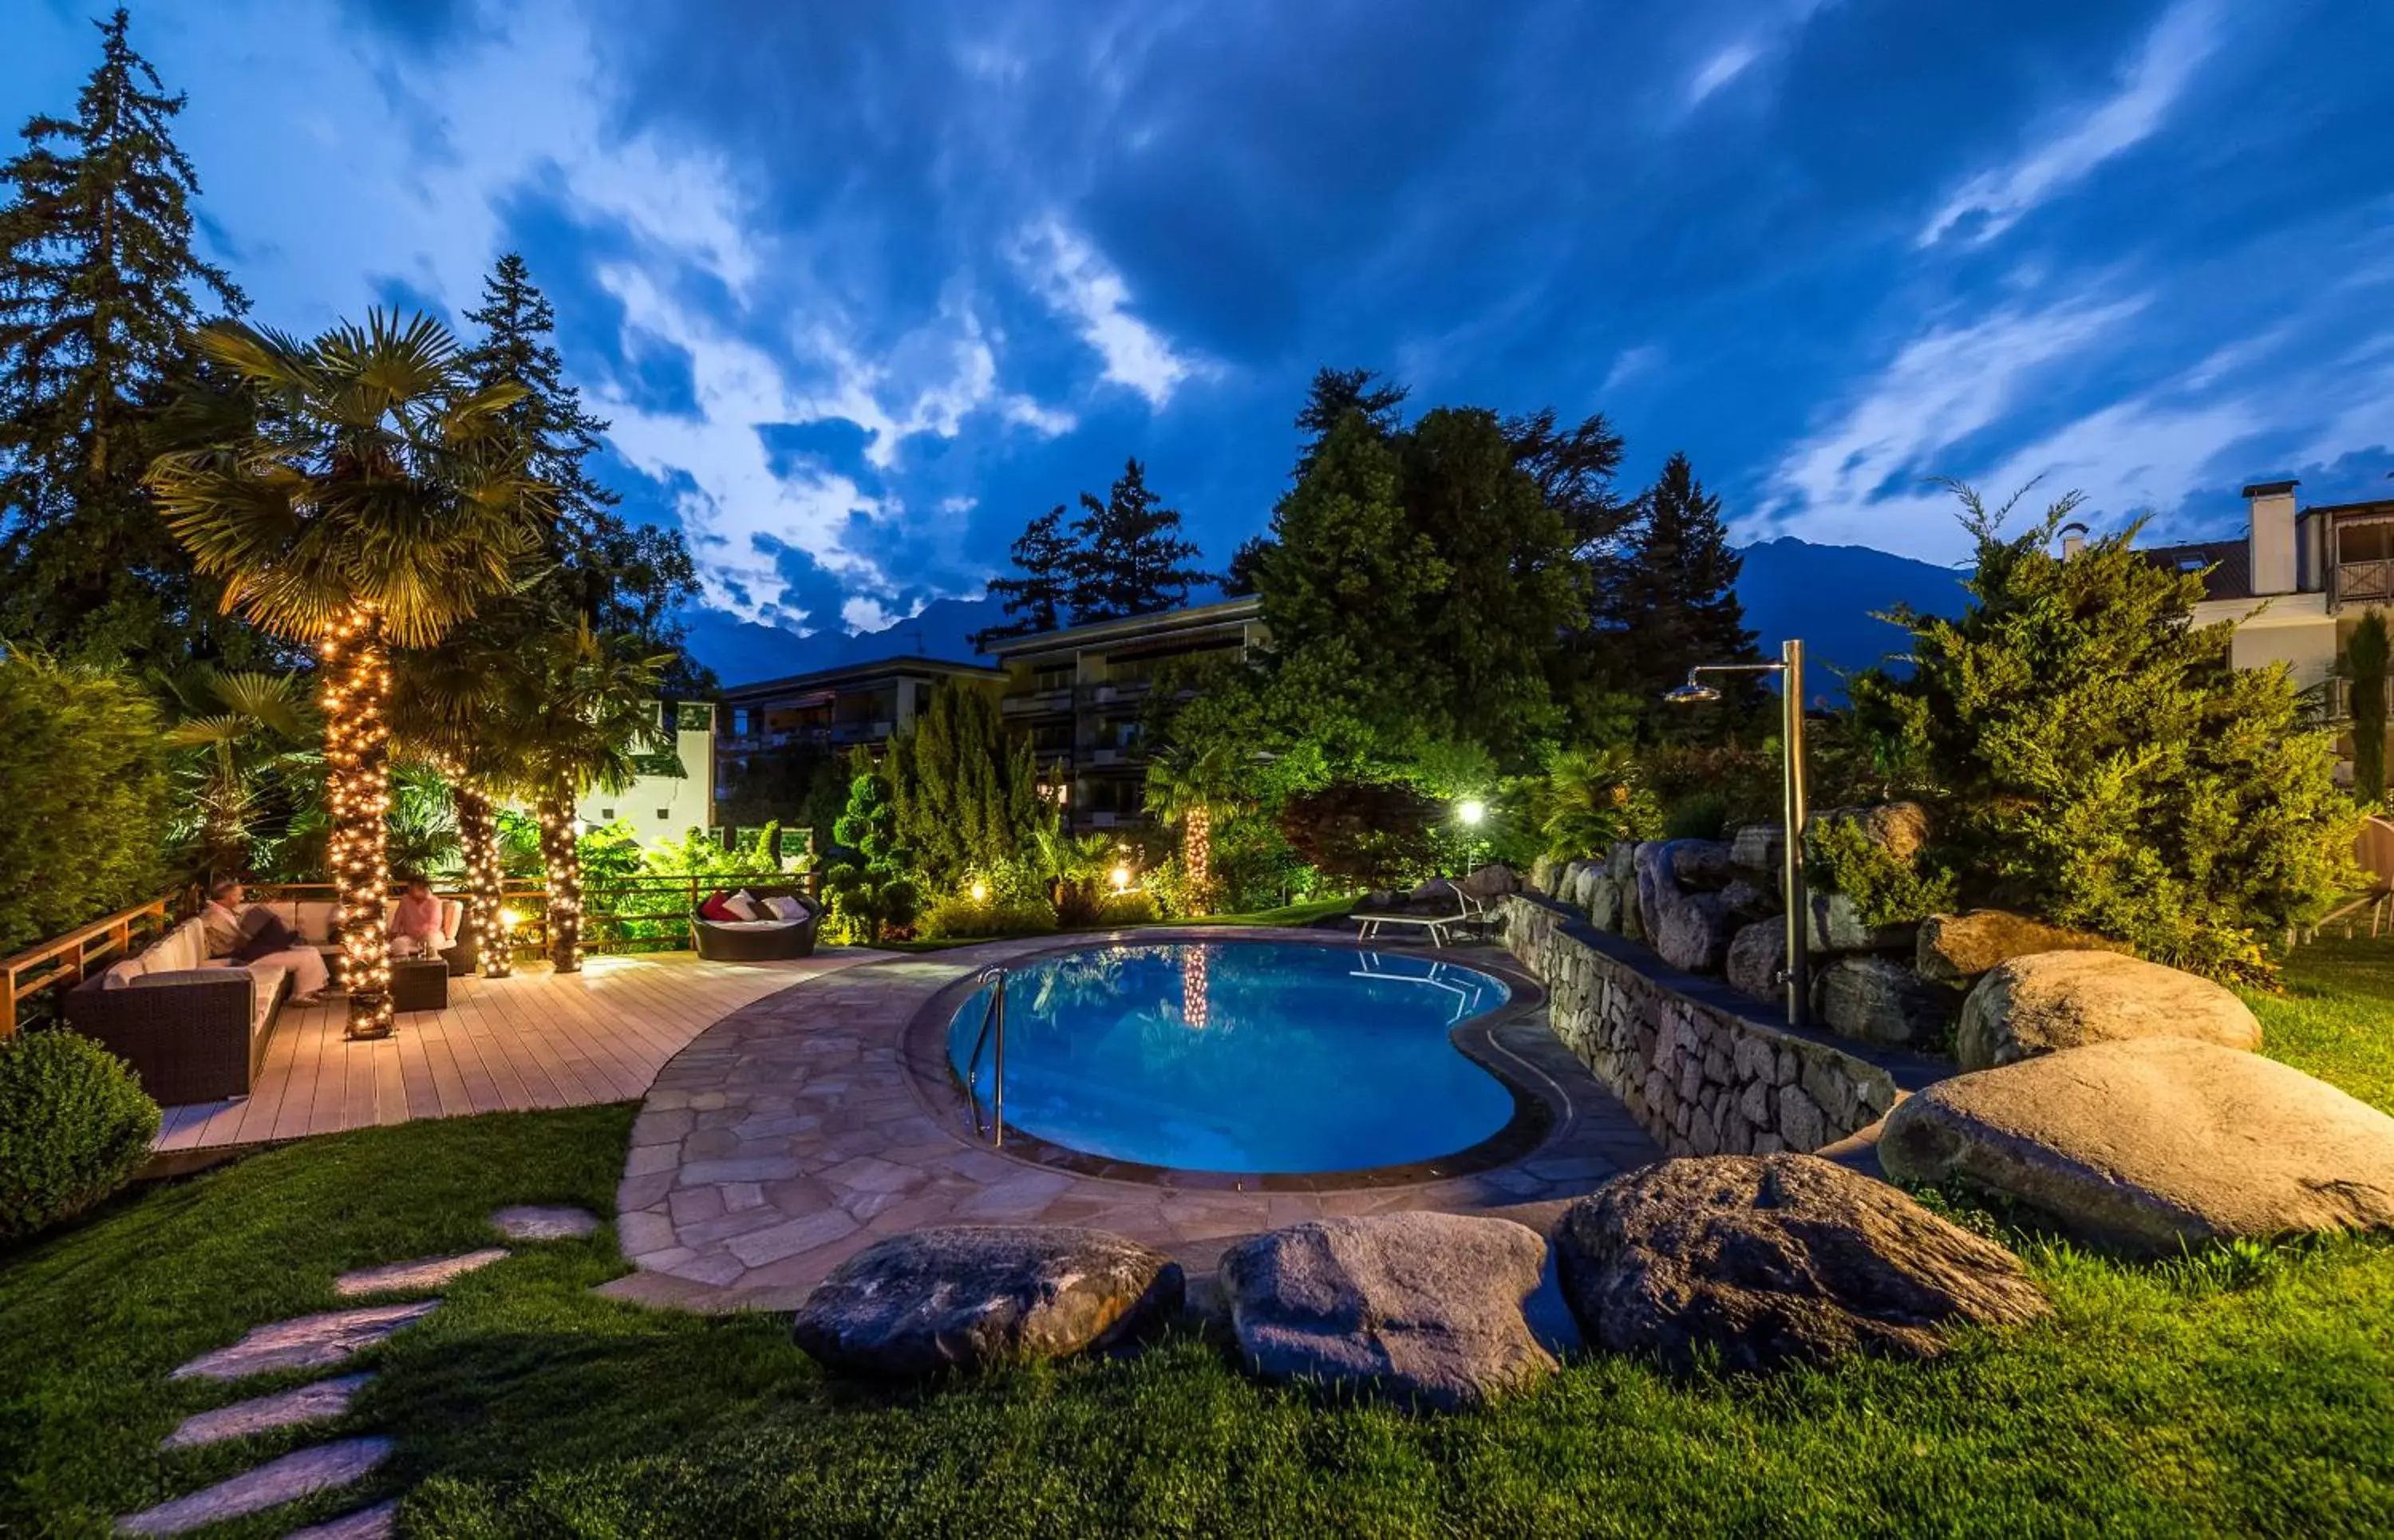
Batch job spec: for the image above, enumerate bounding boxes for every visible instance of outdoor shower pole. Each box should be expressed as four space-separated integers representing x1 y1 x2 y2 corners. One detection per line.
1780 637 1810 1030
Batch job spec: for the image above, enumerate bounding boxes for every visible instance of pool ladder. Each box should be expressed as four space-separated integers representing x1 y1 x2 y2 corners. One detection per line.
963 965 1008 1147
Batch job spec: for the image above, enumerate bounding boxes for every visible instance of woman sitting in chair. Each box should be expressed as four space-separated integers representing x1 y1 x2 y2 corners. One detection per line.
387 875 444 959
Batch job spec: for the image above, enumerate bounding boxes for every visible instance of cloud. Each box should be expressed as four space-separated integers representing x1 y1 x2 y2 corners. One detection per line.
1603 344 1663 393
1015 218 1203 408
1686 43 1759 107
1918 0 2222 248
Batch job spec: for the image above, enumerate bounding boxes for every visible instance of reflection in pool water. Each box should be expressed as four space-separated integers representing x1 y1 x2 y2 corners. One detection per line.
946 941 1515 1174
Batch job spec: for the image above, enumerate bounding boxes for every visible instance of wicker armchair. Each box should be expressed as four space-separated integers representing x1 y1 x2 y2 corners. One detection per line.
690 887 820 962
65 965 292 1104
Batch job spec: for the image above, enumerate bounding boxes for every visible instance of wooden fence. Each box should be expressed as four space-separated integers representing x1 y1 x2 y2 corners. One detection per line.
1 897 173 1039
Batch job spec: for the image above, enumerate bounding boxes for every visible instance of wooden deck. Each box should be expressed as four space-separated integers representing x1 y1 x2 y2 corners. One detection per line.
152 950 876 1152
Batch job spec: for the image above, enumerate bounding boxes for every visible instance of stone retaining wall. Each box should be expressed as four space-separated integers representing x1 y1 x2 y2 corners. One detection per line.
1500 894 1937 1156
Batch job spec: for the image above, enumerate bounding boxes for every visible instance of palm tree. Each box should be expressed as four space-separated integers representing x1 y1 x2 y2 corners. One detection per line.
1143 740 1250 914
157 665 315 881
393 637 533 977
146 310 548 1035
502 621 673 972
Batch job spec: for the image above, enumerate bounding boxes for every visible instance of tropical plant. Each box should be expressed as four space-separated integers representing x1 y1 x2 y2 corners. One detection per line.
1848 482 2354 984
1031 826 1119 926
1534 746 1657 861
2346 609 2389 806
1143 740 1251 914
0 652 168 962
156 665 314 882
145 309 548 1033
0 1029 159 1242
386 762 461 879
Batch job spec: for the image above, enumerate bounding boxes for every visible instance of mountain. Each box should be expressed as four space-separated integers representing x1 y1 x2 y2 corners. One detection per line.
681 537 1967 696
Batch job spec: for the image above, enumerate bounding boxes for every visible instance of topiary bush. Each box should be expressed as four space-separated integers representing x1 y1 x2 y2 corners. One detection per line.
0 1030 160 1243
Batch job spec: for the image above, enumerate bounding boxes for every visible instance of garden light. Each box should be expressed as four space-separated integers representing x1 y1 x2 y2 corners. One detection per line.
970 880 990 903
1111 864 1132 893
1456 798 1485 826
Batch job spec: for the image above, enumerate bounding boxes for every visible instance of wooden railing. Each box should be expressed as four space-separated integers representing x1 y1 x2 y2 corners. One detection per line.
2 896 175 1038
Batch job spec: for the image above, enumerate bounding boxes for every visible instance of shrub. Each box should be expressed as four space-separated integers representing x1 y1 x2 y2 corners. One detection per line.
1807 817 1958 929
0 653 168 958
1094 890 1163 926
1277 780 1440 889
916 894 1058 941
1849 484 2354 983
1660 792 1730 842
0 1030 160 1242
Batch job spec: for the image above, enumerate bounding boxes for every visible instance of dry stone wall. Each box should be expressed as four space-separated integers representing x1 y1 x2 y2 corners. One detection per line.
1500 894 1922 1157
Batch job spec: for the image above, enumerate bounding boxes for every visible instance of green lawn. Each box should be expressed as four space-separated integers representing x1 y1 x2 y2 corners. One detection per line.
2 942 2390 1536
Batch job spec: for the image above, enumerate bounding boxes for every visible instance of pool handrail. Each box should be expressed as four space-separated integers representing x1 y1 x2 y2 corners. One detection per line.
963 964 1009 1147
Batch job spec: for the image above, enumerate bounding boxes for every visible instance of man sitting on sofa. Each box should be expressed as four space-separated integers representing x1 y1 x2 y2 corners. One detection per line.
200 879 330 1003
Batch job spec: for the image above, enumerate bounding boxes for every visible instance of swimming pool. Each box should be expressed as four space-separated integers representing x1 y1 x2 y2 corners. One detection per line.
944 940 1518 1175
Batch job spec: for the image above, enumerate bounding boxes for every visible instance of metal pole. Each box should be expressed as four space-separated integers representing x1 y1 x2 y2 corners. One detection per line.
1781 638 1811 1029
990 972 1006 1147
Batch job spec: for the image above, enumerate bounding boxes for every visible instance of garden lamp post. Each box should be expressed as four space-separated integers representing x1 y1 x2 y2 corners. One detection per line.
1663 638 1811 1029
1456 797 1486 875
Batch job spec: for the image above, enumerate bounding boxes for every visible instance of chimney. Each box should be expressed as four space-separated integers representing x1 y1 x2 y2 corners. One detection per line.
2059 521 2088 559
2243 479 2301 595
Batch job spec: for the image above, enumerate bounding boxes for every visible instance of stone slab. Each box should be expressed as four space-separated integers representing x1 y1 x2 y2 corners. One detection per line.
116 1437 391 1535
170 1302 439 1382
490 1204 599 1241
282 1499 400 1539
334 1249 508 1297
160 1374 373 1451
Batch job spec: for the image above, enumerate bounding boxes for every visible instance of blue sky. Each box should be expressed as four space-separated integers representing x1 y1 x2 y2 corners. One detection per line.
9 0 2392 640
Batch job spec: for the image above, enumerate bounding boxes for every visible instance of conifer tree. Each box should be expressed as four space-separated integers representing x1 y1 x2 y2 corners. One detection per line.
0 8 247 663
1065 457 1209 622
461 251 709 690
885 680 1046 887
1607 452 1759 717
973 504 1074 646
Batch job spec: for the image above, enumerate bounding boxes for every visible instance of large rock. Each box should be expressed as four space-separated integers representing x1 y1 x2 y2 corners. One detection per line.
1667 839 1736 891
1916 910 2130 984
1571 863 1602 911
1218 1213 1558 1410
1729 823 1784 875
1633 841 1673 940
1880 1038 2394 1254
1461 863 1521 899
1554 1155 2048 1374
1814 956 1954 1048
1606 840 1638 880
1816 802 1931 863
1726 920 1786 1003
1530 855 1560 896
792 1226 1183 1376
1955 950 2260 1072
1653 888 1735 974
1720 877 1779 922
1586 873 1625 933
1805 891 1915 955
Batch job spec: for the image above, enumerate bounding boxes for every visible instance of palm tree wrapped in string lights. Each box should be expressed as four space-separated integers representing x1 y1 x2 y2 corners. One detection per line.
148 312 549 1036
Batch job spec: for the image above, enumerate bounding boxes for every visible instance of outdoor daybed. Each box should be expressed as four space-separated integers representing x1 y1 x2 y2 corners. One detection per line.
691 887 821 962
65 916 294 1104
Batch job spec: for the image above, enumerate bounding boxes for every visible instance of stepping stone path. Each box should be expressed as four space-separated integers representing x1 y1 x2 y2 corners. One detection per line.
491 1203 599 1240
335 1248 508 1297
170 1301 440 1382
117 1438 393 1535
124 1209 589 1534
160 1373 373 1451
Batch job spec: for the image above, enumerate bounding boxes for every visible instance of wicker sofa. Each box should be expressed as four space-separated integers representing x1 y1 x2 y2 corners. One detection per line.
65 918 294 1104
690 886 820 962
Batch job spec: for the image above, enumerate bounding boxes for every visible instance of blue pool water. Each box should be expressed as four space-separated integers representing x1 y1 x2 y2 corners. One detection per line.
945 941 1515 1174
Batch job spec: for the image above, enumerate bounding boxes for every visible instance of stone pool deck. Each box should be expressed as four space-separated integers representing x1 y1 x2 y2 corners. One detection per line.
602 928 1661 1313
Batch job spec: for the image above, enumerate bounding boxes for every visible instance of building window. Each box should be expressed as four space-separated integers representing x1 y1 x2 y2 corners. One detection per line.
656 808 671 821
600 808 614 820
1034 664 1073 693
731 707 751 736
2341 522 2394 565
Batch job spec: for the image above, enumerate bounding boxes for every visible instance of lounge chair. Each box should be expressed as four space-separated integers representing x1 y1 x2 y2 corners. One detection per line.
691 887 821 962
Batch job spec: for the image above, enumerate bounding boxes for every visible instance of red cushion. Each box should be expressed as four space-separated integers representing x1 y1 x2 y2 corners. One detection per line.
698 891 739 922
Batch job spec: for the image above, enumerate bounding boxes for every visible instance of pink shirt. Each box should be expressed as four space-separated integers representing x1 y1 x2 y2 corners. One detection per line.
389 891 442 942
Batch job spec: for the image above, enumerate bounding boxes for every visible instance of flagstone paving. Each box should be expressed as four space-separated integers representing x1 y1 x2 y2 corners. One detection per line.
334 1248 508 1297
160 1373 373 1451
117 1437 392 1535
169 1301 440 1382
491 1203 600 1241
606 930 1662 1313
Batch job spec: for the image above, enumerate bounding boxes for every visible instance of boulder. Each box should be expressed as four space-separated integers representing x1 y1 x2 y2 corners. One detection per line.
792 1226 1183 1376
1916 910 2130 984
1586 874 1624 933
1634 841 1672 940
1218 1213 1558 1411
1955 950 2260 1072
1653 889 1735 974
1619 890 1646 944
1553 1155 2048 1374
1606 840 1638 880
1879 1039 2394 1255
1668 839 1737 892
1816 802 1931 863
1805 891 1915 955
1814 956 1954 1048
1729 823 1784 875
1726 920 1787 1003
1530 855 1560 896
1571 863 1602 911
1720 877 1779 922
1411 877 1459 904
1461 863 1521 899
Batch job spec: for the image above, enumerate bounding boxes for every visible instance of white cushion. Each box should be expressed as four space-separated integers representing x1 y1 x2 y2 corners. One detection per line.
440 898 464 944
705 918 799 932
242 965 287 1033
763 895 806 922
719 890 760 921
102 958 144 989
292 902 338 943
156 920 204 974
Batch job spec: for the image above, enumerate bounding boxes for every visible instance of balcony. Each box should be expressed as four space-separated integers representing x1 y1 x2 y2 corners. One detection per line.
1001 689 1074 717
2341 562 2394 607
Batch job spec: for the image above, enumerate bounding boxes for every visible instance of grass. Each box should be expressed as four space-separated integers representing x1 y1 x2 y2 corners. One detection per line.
1 941 2389 1536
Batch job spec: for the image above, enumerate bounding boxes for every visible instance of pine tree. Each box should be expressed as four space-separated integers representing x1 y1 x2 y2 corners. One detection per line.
1291 365 1407 480
885 680 1045 886
1607 452 1758 717
2346 608 2390 804
0 8 247 664
973 504 1074 646
1066 457 1209 622
461 252 709 690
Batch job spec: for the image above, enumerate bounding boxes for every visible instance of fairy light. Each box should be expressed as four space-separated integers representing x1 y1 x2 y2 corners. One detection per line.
321 604 395 1039
539 793 584 973
1184 802 1212 913
452 779 509 979
1181 945 1211 1030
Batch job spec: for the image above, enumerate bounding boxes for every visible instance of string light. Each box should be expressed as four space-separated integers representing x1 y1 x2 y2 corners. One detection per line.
452 778 510 979
1184 803 1212 914
1181 945 1211 1030
539 792 583 973
322 604 395 1039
